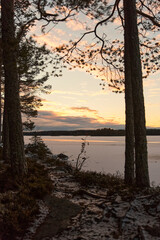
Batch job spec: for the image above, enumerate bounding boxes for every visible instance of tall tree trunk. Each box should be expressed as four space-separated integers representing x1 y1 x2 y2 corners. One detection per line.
123 14 135 184
0 42 2 144
1 0 27 176
124 0 150 187
2 104 10 162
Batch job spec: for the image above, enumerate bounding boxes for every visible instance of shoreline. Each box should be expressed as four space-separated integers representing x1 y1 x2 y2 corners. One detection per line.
27 155 160 240
24 128 160 137
1 139 160 239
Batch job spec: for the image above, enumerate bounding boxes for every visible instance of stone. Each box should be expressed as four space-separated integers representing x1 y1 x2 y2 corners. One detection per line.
156 203 160 212
115 195 122 203
112 202 130 218
34 195 81 240
57 153 69 160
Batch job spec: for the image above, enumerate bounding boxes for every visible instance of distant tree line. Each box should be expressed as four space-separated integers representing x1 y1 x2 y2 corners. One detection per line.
24 128 160 137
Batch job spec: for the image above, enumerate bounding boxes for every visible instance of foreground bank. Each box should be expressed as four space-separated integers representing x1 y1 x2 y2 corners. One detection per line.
0 139 160 239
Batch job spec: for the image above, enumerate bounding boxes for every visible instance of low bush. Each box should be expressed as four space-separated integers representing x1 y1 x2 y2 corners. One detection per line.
25 135 52 160
74 170 124 189
0 159 53 240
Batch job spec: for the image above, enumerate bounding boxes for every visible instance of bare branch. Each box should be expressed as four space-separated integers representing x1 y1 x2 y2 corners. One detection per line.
140 43 158 49
139 0 156 18
117 1 124 27
94 0 120 31
37 0 77 23
137 9 160 27
94 0 121 69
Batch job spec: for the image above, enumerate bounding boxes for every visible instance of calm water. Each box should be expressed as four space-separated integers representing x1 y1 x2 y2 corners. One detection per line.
24 136 160 185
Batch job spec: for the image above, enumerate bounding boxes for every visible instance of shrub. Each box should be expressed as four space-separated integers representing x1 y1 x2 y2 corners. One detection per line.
0 159 53 240
74 170 124 189
25 135 52 160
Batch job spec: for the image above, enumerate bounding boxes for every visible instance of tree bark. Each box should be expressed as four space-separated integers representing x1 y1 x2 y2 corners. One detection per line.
1 0 27 176
0 42 2 144
2 103 10 162
124 0 150 187
123 13 135 184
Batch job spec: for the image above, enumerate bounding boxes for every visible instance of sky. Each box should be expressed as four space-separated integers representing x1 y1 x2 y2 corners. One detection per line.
28 5 160 131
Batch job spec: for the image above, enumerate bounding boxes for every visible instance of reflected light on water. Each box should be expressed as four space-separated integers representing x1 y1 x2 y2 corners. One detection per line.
43 138 122 143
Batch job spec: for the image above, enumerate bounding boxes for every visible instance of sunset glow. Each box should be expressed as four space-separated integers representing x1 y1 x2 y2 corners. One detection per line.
28 7 160 131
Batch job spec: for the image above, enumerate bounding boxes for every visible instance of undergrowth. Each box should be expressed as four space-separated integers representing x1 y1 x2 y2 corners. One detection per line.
73 170 124 189
0 142 53 240
25 135 52 160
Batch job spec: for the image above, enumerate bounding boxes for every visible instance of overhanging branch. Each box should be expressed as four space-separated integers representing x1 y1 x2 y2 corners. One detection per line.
37 0 77 23
137 9 160 28
94 0 120 67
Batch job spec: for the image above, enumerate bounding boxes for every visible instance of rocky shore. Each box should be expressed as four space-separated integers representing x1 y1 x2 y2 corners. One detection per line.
24 155 160 240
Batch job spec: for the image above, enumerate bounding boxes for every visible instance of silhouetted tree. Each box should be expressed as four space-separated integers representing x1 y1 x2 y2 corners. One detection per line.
124 0 150 187
1 0 27 176
53 0 159 187
0 0 81 170
0 38 2 143
1 37 52 161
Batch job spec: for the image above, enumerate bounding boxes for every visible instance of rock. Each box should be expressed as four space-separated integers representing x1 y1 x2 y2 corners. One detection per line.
87 205 102 215
74 236 88 240
57 153 68 160
112 202 130 218
34 195 81 240
156 203 160 212
115 195 122 203
24 156 160 240
0 203 6 215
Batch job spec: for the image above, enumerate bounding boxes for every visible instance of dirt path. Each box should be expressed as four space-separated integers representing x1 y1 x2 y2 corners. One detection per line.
34 195 81 240
24 163 160 240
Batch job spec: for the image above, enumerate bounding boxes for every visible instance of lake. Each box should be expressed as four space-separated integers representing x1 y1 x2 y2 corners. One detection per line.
24 136 160 185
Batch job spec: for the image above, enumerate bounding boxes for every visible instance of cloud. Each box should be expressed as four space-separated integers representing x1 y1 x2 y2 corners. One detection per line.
53 28 65 36
70 106 109 124
33 110 124 131
66 20 84 31
52 90 83 96
38 111 53 116
33 33 67 49
148 88 160 97
71 107 98 113
113 18 122 26
52 89 109 97
144 78 157 88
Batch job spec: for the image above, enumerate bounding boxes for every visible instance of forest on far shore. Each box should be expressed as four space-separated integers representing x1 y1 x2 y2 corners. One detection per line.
24 128 160 136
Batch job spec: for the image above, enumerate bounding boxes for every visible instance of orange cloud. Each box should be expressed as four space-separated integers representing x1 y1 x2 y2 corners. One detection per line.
148 88 160 97
66 20 85 31
33 33 67 48
70 106 111 124
32 110 124 131
71 107 98 113
54 28 65 36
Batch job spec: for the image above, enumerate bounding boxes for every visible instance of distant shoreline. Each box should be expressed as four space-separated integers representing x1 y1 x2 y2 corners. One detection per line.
24 128 160 136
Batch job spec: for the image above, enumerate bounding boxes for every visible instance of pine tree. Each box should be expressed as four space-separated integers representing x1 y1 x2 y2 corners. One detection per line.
51 0 159 187
1 0 27 176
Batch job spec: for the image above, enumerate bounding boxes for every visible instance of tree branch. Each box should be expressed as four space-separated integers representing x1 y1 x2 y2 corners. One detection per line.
37 0 77 23
16 17 37 42
137 9 160 27
139 0 155 18
117 0 124 28
94 0 120 68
